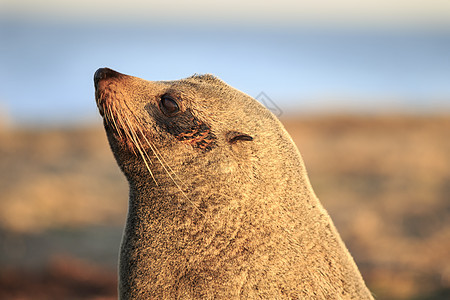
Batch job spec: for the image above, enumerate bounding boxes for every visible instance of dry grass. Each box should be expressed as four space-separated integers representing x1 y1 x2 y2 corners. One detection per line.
0 115 449 299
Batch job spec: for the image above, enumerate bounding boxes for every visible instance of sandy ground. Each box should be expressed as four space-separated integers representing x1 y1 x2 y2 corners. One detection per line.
0 114 449 299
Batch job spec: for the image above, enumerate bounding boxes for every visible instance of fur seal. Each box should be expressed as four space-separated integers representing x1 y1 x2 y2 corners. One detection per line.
94 67 373 299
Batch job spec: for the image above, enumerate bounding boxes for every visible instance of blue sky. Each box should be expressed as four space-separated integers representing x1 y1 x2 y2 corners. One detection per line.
0 1 449 125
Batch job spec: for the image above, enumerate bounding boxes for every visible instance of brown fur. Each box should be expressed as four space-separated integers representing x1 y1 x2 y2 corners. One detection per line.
94 68 374 299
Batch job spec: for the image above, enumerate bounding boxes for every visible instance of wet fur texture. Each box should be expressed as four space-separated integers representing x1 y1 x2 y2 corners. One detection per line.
94 68 374 299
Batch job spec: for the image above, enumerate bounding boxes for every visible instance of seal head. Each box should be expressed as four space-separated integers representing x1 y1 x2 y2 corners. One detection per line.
94 68 373 299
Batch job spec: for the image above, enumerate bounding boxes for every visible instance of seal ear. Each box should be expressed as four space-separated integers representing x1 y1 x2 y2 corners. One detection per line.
227 131 253 144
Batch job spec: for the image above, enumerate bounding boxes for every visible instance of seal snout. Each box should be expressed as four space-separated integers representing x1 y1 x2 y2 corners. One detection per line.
94 67 124 118
94 67 123 88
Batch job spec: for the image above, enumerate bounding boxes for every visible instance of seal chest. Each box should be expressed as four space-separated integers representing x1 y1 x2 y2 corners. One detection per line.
94 68 373 299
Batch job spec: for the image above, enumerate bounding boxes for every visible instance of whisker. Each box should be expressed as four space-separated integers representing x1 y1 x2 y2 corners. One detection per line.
116 110 137 157
131 121 154 166
134 124 204 216
123 115 159 186
110 97 204 217
108 103 122 139
142 131 188 190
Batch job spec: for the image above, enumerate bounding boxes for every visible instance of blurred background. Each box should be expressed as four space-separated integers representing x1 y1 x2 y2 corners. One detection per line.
0 0 449 299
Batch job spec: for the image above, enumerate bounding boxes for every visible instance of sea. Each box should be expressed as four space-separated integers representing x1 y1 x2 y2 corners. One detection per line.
0 20 449 125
